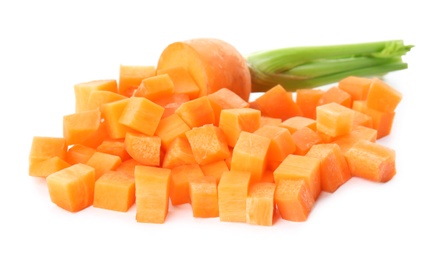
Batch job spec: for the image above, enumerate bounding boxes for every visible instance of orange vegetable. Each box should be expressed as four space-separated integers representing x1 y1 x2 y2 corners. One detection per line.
124 132 161 166
155 113 191 151
93 171 135 212
318 86 352 108
175 96 215 128
116 158 142 178
101 99 131 140
332 125 378 155
352 109 373 128
46 163 95 212
295 88 325 119
153 93 190 118
366 78 403 113
29 136 67 166
28 156 70 178
246 182 276 226
86 151 122 180
169 164 204 206
254 84 302 120
74 79 118 112
156 66 200 99
86 90 127 111
133 74 175 101
118 65 156 97
199 160 229 185
218 108 261 147
157 38 251 101
134 165 171 224
96 140 131 161
280 116 316 134
345 140 396 182
274 179 315 222
189 175 219 218
63 109 101 145
338 76 372 101
65 144 95 165
217 170 251 222
316 102 355 138
207 88 250 125
352 100 395 139
260 116 282 127
291 127 322 155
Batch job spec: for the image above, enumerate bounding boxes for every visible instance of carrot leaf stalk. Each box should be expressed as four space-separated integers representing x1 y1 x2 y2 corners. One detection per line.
246 40 414 92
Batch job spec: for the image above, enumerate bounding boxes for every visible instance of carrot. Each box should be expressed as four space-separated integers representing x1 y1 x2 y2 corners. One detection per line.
169 164 204 206
65 144 96 165
118 97 164 136
101 99 131 139
175 96 215 128
274 179 315 222
352 109 373 128
63 109 101 145
295 88 325 119
352 100 395 139
133 74 175 101
207 88 250 126
217 170 251 222
156 66 200 99
291 127 322 156
157 38 251 101
29 136 67 166
306 143 351 193
199 160 229 185
28 156 70 178
273 154 321 200
85 90 127 111
118 65 156 97
134 165 171 224
332 125 378 155
96 140 131 161
317 86 352 108
246 182 276 226
162 136 197 169
74 79 118 112
79 120 109 149
185 124 230 165
230 131 271 184
338 76 372 101
46 163 95 212
260 116 282 127
260 169 275 183
218 108 261 147
280 116 316 134
86 151 122 180
93 171 135 212
124 132 161 166
366 78 403 113
254 84 302 120
155 113 191 151
189 175 219 218
116 158 142 178
316 102 355 138
345 140 396 182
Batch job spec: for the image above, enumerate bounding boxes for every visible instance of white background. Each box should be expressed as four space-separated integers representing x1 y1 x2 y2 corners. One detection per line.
1 0 438 259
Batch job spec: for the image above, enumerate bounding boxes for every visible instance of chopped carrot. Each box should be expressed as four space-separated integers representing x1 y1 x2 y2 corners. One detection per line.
101 99 131 139
124 132 161 166
86 151 122 180
332 125 378 155
352 109 373 128
189 175 219 218
246 182 276 226
116 158 142 178
260 116 282 127
156 66 200 99
134 165 171 224
306 143 351 193
345 140 396 182
366 78 403 113
118 97 164 136
29 156 70 178
254 84 302 120
85 90 127 111
199 160 229 185
217 170 251 222
230 131 271 184
118 65 156 97
79 121 109 149
260 170 275 183
133 74 175 101
218 108 261 147
291 127 322 155
318 86 352 108
74 79 118 112
338 76 372 101
295 88 325 119
280 116 316 134
93 171 135 212
352 100 395 139
207 88 250 125
154 93 190 118
65 144 96 165
169 164 204 205
273 154 321 200
274 179 315 222
46 163 95 212
155 113 191 151
29 136 67 165
316 102 355 138
162 136 197 169
185 124 230 165
175 96 215 128
63 109 101 146
96 140 131 161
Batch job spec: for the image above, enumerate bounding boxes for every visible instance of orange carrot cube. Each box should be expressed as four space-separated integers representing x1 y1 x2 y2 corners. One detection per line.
93 171 135 212
254 125 296 166
291 127 322 155
296 88 325 119
155 113 191 151
119 97 164 136
274 179 315 222
66 144 96 165
332 125 378 155
118 65 156 97
260 116 282 127
199 160 229 185
246 182 276 226
96 140 131 161
134 74 175 101
366 78 402 113
124 132 161 166
207 88 249 126
63 109 101 145
338 76 372 101
29 136 67 165
318 86 352 108
101 99 131 139
189 175 219 218
255 84 302 120
219 108 261 147
86 151 122 180
162 136 197 169
156 66 200 99
28 156 70 177
169 164 204 206
175 96 215 128
86 90 127 111
316 102 355 138
352 100 395 139
280 116 316 134
74 79 118 112
218 170 251 222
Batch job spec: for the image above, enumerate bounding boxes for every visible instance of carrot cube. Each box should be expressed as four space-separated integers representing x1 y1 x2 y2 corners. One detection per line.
29 156 70 177
306 143 351 193
46 163 95 212
169 164 204 206
85 90 127 111
155 113 191 151
345 140 396 182
133 74 175 101
274 179 315 222
175 96 215 128
219 108 261 147
189 175 219 218
200 160 229 185
96 140 131 161
318 86 352 108
273 154 321 200
332 125 378 155
207 88 249 126
352 110 373 128
86 151 122 180
316 102 355 138
118 65 156 97
63 109 101 145
119 97 164 136
74 79 118 112
66 144 96 165
280 116 316 134
230 131 271 184
338 76 372 101
260 116 282 127
352 100 395 139
135 165 171 224
93 171 135 212
366 78 402 113
162 136 197 169
254 125 296 166
156 66 200 100
246 182 276 226
255 84 302 120
101 99 130 139
218 170 251 222
116 158 142 178
124 132 161 166
29 136 67 165
296 88 325 119
291 127 322 155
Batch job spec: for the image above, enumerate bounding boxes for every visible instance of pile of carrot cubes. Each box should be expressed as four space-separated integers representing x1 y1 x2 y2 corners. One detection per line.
29 65 402 226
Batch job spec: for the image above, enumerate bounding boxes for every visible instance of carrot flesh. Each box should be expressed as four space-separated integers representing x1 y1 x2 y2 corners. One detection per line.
246 182 276 226
316 102 355 138
332 125 378 155
296 88 325 119
169 164 204 206
255 84 303 120
65 144 96 165
156 66 200 100
86 90 127 111
207 88 250 126
219 108 261 147
155 113 191 151
74 79 118 112
318 86 352 108
118 65 156 97
338 76 372 101
217 170 251 222
96 140 131 161
29 136 67 165
93 170 135 212
189 175 219 218
124 132 161 166
175 96 215 128
366 78 402 113
63 109 101 146
86 151 122 180
291 127 322 156
280 116 317 134
352 100 395 139
101 99 131 140
28 156 70 178
162 136 197 169
133 74 175 101
274 179 315 222
199 160 229 185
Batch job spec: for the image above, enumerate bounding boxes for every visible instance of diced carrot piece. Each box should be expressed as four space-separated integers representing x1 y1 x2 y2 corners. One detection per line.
217 170 251 222
175 96 215 128
96 140 131 161
74 79 118 112
101 99 131 140
66 144 96 165
133 74 175 101
185 124 230 165
207 88 249 126
352 110 373 128
254 125 296 167
280 116 316 134
246 182 276 226
274 179 315 222
134 165 171 224
79 121 109 149
296 88 325 119
255 84 302 120
218 108 261 147
29 156 70 177
352 100 395 139
154 93 190 118
155 113 191 151
332 125 378 155
260 116 282 127
316 102 355 138
318 86 352 108
162 136 197 169
231 131 271 184
93 171 135 212
260 170 275 183
63 109 101 145
306 143 351 193
199 160 229 185
273 154 321 200
345 140 396 182
115 158 142 178
366 78 402 113
124 132 161 166
156 66 200 99
119 97 164 136
169 164 204 205
338 76 372 101
118 65 156 97
46 163 95 212
29 136 67 165
291 127 323 155
86 90 127 111
86 151 122 180
189 175 219 218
